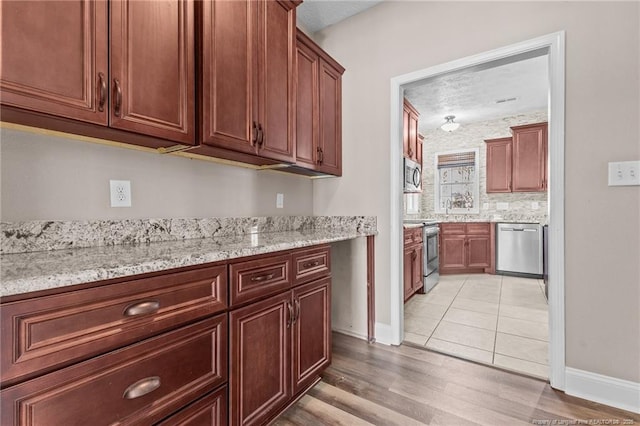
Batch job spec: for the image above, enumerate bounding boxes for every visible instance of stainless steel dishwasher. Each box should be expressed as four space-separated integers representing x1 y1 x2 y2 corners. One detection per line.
496 223 543 277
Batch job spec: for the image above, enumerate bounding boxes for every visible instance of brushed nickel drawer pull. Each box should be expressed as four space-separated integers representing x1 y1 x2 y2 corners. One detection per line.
250 273 275 282
97 72 106 112
123 300 160 317
113 78 122 117
123 376 161 400
287 302 293 328
294 299 300 324
302 260 321 269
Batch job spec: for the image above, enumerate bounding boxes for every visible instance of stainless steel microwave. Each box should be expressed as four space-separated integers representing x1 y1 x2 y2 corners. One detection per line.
404 158 422 192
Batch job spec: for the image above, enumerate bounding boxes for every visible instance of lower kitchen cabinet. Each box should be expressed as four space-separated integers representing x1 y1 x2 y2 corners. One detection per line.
403 227 423 302
229 276 331 426
156 385 227 426
440 223 493 274
0 315 228 426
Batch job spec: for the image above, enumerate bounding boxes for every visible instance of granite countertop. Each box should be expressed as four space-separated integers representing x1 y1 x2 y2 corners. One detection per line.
0 227 376 298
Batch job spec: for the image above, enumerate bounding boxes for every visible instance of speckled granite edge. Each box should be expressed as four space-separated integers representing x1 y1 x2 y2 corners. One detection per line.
1 216 377 254
0 227 377 297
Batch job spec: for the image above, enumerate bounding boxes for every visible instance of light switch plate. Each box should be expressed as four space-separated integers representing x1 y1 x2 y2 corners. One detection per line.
276 193 284 209
608 161 640 186
531 201 539 210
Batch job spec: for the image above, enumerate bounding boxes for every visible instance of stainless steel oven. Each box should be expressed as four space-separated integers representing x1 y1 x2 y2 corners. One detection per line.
423 223 439 292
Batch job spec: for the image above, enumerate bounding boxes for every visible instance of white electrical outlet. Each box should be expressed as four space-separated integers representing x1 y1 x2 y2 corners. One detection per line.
110 180 132 207
531 201 539 210
276 193 284 209
608 161 640 186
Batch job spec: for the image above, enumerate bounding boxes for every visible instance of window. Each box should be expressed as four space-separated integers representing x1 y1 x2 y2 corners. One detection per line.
434 148 479 214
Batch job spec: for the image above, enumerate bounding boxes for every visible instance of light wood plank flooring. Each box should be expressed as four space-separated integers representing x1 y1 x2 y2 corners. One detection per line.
275 333 640 425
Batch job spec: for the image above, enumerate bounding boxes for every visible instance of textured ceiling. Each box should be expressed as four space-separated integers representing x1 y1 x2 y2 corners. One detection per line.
296 0 383 33
404 55 549 133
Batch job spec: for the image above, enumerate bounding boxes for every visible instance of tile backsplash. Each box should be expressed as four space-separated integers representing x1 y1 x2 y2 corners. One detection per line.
405 110 549 224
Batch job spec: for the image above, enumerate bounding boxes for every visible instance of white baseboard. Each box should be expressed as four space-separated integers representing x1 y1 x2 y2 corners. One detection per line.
331 327 367 341
565 367 640 414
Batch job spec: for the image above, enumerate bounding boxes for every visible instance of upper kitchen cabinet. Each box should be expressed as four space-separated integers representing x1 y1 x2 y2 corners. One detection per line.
485 137 513 193
511 122 547 192
295 31 345 176
109 0 195 144
1 0 195 145
484 122 547 193
403 99 420 163
0 0 109 125
200 0 298 163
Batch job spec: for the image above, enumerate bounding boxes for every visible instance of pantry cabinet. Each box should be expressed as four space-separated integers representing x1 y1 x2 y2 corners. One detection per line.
0 0 195 144
485 122 547 193
200 0 297 163
295 31 344 176
440 223 493 274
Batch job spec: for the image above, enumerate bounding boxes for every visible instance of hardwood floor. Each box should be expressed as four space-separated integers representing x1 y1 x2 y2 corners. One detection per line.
275 333 640 425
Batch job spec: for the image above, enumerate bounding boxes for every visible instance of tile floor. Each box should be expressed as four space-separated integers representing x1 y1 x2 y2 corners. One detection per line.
403 273 549 379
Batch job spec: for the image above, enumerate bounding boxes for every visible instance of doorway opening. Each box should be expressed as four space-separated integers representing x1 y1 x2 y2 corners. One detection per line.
388 32 566 390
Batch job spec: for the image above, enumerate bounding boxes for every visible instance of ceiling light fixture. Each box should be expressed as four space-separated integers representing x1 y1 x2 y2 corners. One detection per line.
441 115 460 132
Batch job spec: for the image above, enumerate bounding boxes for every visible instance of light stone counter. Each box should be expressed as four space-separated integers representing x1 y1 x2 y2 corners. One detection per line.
0 216 376 298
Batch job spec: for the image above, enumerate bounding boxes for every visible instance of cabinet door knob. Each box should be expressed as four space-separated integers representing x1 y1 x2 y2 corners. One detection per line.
123 300 160 317
123 376 161 400
286 302 294 328
113 78 122 117
97 72 106 112
257 123 264 146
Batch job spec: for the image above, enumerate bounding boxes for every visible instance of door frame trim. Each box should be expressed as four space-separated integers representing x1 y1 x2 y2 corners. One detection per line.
387 31 566 390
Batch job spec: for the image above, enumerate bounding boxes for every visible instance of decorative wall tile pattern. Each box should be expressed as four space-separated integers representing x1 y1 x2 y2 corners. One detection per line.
406 110 549 224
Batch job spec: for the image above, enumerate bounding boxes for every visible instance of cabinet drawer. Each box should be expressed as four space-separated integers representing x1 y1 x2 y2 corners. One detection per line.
1 265 227 386
403 228 414 244
156 385 227 426
1 315 228 426
412 228 423 244
292 245 331 285
466 223 490 235
440 223 466 235
229 253 291 307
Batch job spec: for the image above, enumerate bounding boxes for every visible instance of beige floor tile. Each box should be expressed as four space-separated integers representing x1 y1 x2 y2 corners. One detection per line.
422 293 456 307
464 278 502 288
495 332 548 364
405 302 449 321
403 332 429 346
450 297 499 315
457 287 501 304
428 284 462 297
443 308 498 331
426 338 494 364
500 304 548 323
498 316 548 341
404 315 440 337
493 354 548 379
499 295 548 310
431 321 495 352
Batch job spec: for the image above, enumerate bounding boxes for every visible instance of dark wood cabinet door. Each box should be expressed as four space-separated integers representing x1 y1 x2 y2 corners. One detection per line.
0 0 108 125
110 0 194 144
403 248 414 301
156 386 228 426
295 40 319 169
408 110 419 161
230 291 291 426
416 133 424 167
467 236 491 268
440 235 466 271
485 137 512 193
412 244 424 293
317 58 342 175
200 0 256 153
511 122 547 192
256 0 296 163
402 107 410 158
292 278 331 394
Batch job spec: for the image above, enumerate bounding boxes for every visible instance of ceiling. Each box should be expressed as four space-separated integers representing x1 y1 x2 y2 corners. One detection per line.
404 54 549 133
296 0 383 33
